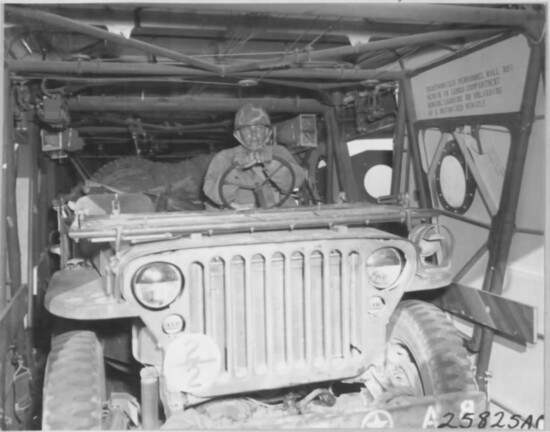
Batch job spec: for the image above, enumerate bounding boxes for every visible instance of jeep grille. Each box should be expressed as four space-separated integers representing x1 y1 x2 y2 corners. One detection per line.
178 239 406 396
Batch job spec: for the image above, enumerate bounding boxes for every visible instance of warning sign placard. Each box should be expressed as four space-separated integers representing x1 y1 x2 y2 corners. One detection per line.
411 36 530 120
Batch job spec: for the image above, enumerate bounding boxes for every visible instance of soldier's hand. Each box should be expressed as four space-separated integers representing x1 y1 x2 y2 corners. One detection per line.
253 147 273 165
233 152 248 167
233 152 256 168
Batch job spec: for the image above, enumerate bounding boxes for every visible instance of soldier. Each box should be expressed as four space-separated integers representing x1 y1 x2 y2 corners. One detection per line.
203 103 305 209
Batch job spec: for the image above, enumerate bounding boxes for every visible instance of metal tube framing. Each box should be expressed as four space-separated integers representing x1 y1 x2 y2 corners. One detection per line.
5 5 221 74
2 69 21 298
67 96 326 113
401 78 431 208
327 109 361 203
225 29 505 74
391 90 406 195
6 103 21 296
201 3 539 28
7 59 406 81
76 126 230 134
453 242 488 283
7 60 209 76
26 110 39 326
249 68 406 81
0 65 8 309
140 367 160 429
0 62 8 431
473 40 543 393
20 5 536 37
323 110 335 204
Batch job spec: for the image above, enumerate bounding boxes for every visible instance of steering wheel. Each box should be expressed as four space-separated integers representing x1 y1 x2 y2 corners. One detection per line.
218 155 296 209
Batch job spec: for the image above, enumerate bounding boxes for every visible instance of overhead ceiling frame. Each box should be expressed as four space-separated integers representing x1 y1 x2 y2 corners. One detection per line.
5 5 222 74
26 5 453 39
5 5 518 79
190 3 541 27
225 28 509 73
7 60 407 81
66 96 327 113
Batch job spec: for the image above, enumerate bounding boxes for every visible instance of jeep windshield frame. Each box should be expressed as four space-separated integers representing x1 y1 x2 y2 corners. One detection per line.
69 203 437 243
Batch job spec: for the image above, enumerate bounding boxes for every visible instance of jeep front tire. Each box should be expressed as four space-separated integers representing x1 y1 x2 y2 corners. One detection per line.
42 331 106 430
385 300 477 396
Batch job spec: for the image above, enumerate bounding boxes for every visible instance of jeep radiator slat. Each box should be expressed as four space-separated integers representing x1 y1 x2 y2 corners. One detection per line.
203 262 211 335
189 262 205 334
234 256 246 374
310 251 324 362
342 251 351 359
244 257 254 373
349 252 359 356
239 256 249 374
284 254 293 366
238 256 248 374
356 252 366 347
330 250 343 359
322 250 331 361
291 253 306 364
272 253 285 368
337 253 343 356
223 257 233 374
265 255 275 368
304 254 313 363
209 258 227 369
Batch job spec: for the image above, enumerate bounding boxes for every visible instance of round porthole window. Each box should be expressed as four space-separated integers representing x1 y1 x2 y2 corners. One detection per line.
439 156 467 207
435 140 476 214
364 164 392 200
351 150 393 204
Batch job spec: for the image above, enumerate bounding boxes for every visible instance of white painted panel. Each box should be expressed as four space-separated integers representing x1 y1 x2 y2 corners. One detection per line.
516 82 546 232
489 336 544 419
411 35 530 120
439 215 489 279
504 234 545 334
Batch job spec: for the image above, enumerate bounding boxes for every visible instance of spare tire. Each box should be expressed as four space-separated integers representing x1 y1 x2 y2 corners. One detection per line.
89 156 157 193
89 155 214 199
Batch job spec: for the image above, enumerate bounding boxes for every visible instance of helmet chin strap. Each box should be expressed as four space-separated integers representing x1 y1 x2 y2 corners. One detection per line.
234 129 273 150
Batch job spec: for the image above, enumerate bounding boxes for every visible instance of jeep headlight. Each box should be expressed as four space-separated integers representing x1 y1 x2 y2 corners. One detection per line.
132 262 183 309
366 247 404 289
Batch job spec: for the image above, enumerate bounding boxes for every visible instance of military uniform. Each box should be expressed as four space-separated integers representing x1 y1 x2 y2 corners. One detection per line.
203 103 306 209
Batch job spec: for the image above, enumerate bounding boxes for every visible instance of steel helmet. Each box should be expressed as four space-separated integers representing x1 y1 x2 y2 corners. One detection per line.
234 103 271 130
